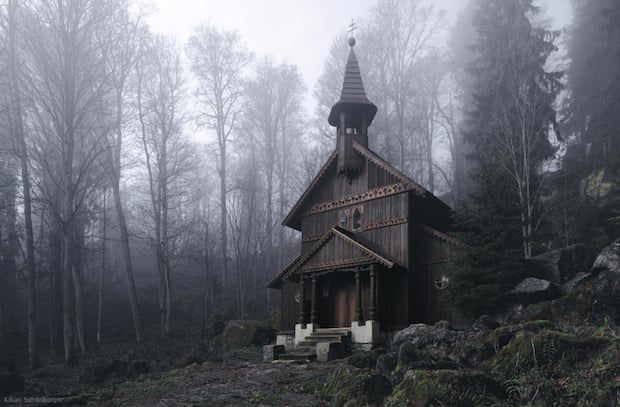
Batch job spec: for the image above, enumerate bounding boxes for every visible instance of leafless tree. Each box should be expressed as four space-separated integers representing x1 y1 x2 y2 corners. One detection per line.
100 1 145 343
0 0 39 368
137 33 192 337
21 0 116 363
186 25 252 306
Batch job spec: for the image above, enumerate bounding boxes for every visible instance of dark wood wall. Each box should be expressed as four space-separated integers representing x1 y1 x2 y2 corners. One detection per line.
301 192 409 267
281 281 300 331
279 153 458 331
412 228 468 327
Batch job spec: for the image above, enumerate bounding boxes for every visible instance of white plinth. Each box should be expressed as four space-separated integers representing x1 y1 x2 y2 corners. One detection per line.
294 323 317 345
351 320 379 344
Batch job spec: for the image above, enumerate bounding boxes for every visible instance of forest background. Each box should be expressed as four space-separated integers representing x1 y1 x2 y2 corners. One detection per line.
0 0 618 371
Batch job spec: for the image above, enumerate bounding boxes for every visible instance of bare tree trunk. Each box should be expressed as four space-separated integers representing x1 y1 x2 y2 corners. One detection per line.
111 95 144 342
161 142 172 336
6 0 39 370
0 176 18 370
73 223 87 354
202 212 211 333
97 191 106 347
219 145 228 303
49 218 63 356
62 119 76 364
62 222 75 363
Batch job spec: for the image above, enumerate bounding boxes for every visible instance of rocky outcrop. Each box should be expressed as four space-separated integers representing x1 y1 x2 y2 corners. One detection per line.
506 277 561 304
392 320 463 350
591 237 620 274
210 320 276 352
529 244 588 283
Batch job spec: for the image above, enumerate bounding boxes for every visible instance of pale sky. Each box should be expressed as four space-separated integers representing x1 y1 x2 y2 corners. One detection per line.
148 0 572 109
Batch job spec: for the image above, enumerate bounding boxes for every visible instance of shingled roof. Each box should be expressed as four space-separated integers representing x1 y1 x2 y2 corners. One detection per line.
328 43 377 127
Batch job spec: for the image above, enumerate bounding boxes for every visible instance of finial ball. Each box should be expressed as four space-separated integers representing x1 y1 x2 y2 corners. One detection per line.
348 37 356 47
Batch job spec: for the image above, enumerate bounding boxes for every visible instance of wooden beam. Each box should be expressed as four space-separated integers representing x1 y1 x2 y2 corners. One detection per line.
299 277 305 325
310 273 317 324
369 264 377 320
355 267 363 323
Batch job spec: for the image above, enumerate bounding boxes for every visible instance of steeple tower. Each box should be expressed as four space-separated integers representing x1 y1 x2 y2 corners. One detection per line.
328 35 377 179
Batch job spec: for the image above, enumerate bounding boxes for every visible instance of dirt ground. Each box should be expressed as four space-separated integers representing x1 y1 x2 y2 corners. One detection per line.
22 348 335 406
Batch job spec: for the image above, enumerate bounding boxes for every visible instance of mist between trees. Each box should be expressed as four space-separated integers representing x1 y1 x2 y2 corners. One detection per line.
0 0 618 369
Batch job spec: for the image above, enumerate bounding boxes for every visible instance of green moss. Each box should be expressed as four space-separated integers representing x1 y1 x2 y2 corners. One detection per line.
384 369 504 407
209 320 275 352
462 321 558 369
484 329 609 373
317 367 391 407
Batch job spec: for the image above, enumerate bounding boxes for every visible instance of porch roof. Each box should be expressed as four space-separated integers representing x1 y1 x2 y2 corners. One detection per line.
267 226 397 289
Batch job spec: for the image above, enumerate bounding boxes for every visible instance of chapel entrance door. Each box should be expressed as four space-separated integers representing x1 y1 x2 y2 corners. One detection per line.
332 275 356 328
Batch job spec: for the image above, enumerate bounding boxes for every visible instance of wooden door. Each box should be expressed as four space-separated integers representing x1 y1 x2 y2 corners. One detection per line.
333 278 356 327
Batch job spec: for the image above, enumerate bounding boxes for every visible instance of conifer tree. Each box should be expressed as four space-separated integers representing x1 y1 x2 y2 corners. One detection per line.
561 0 620 249
449 0 562 315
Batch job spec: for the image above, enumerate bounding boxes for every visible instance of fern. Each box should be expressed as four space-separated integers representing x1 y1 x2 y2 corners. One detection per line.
542 336 558 374
504 378 523 404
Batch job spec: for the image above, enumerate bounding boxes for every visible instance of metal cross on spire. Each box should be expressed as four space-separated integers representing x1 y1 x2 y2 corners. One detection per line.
348 19 358 37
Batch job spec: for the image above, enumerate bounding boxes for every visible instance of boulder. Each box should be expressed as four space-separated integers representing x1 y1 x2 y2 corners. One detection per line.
393 320 462 348
560 272 593 294
507 277 560 304
375 352 397 380
316 342 347 362
210 320 276 352
392 321 464 367
345 348 384 369
591 237 620 274
320 367 392 406
529 244 588 283
262 344 285 361
384 369 504 406
471 315 500 332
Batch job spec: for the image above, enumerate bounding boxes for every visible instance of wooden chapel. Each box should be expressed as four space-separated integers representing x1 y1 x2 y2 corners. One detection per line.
268 35 457 346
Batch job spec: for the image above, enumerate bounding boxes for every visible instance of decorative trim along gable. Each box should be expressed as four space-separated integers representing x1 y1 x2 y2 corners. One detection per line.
308 183 412 215
302 217 408 242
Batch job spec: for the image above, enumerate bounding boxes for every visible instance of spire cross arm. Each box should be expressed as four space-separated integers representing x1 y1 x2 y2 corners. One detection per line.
348 19 357 37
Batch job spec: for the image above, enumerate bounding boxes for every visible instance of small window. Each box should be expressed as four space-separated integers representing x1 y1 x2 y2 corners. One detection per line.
352 206 363 231
338 209 349 229
435 275 449 290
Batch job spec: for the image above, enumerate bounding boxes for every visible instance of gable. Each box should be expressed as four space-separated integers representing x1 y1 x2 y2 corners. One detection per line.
283 141 437 231
268 227 397 287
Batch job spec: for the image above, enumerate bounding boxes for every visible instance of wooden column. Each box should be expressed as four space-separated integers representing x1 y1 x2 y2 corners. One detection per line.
298 276 305 325
310 272 317 324
369 264 377 321
355 267 363 323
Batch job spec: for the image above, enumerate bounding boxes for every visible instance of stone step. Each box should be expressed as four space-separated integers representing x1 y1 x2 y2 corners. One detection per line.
278 352 316 361
292 346 316 353
303 335 344 342
315 328 351 334
310 332 348 338
297 341 318 347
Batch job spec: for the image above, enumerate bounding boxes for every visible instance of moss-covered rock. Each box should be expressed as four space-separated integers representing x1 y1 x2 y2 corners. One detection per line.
484 328 609 372
317 366 392 407
463 320 556 367
384 369 504 406
375 352 398 382
209 320 275 352
345 348 385 369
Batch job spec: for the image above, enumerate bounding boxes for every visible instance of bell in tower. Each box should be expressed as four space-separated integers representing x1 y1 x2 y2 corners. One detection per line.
328 35 377 180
